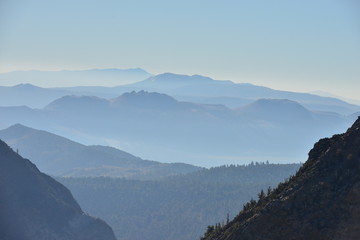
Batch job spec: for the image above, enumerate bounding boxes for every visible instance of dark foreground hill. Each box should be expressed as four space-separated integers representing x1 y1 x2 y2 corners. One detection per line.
57 163 300 240
201 117 360 240
0 139 117 240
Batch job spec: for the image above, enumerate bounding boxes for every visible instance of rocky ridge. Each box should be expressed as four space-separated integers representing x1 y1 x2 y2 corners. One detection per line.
202 117 360 240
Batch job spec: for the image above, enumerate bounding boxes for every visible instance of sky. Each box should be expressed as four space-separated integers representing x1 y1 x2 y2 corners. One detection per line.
0 0 359 100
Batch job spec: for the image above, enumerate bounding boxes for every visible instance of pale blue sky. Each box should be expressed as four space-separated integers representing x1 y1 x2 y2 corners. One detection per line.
0 0 359 100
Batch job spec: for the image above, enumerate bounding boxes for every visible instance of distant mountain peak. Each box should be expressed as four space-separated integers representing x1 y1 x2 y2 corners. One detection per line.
13 83 42 89
45 95 109 110
240 98 309 112
130 73 219 90
235 98 313 123
257 98 306 107
111 91 178 108
5 123 31 132
152 73 214 82
120 90 175 99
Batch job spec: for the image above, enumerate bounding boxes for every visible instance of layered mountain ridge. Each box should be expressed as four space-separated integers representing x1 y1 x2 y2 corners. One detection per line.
0 91 352 166
0 124 200 179
1 72 359 115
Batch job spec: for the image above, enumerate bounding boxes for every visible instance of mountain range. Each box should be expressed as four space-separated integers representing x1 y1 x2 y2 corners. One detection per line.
0 139 116 240
2 68 360 239
71 73 360 115
0 90 353 166
0 68 152 87
0 124 200 179
0 72 359 115
0 71 359 166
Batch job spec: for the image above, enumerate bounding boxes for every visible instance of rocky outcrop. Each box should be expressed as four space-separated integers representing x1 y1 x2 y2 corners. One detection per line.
0 139 117 240
202 117 360 240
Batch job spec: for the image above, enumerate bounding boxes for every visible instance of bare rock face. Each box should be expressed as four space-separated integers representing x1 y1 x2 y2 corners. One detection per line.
0 139 117 240
202 117 360 240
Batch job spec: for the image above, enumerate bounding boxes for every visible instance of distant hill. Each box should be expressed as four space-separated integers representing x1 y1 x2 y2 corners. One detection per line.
57 163 301 240
201 117 360 240
0 91 352 166
0 84 75 108
121 73 360 115
128 73 227 90
0 139 116 240
0 68 152 87
0 124 200 178
236 98 313 123
0 72 358 115
55 73 360 114
111 90 182 110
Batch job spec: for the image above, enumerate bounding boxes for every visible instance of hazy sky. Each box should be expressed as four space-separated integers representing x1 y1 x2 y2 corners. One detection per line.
0 0 359 100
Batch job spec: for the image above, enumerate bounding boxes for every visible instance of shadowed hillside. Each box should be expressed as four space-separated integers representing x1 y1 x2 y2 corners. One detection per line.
0 139 117 240
201 117 360 240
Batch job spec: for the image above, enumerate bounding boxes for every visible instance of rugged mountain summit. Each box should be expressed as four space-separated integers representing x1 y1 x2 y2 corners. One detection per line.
0 139 117 240
202 117 360 240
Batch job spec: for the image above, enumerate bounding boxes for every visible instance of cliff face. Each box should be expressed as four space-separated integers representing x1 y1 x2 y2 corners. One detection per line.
202 117 360 240
0 139 117 240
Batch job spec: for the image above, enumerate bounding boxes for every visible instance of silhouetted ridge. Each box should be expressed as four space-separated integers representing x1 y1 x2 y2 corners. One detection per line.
201 117 360 240
0 139 117 240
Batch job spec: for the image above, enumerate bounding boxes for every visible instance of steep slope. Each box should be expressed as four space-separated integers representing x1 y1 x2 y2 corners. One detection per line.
202 117 360 240
0 139 116 240
0 124 200 178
